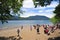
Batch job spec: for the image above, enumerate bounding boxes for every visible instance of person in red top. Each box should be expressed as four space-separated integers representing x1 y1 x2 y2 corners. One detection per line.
44 28 48 34
44 28 50 35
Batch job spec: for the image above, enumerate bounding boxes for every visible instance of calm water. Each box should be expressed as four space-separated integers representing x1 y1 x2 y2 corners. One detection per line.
0 20 53 28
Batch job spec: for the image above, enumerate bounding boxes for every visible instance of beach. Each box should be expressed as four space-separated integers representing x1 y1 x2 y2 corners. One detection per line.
0 25 60 40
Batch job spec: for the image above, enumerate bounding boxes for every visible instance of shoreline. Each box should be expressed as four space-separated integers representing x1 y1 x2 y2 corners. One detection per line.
0 24 54 30
0 25 60 40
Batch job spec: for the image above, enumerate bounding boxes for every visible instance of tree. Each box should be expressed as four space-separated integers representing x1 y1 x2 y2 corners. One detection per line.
33 0 53 7
33 0 60 23
0 0 60 24
53 4 60 22
0 0 23 24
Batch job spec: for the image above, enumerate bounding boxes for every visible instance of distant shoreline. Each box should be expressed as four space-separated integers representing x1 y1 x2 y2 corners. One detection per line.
0 19 50 20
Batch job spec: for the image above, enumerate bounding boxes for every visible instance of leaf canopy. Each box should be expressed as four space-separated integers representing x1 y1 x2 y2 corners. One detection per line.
0 0 23 24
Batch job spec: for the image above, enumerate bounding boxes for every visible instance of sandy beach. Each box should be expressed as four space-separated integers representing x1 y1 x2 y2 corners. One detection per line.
0 25 60 40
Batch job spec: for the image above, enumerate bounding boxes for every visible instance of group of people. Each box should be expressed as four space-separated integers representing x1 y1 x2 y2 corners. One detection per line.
33 24 40 34
33 24 60 35
17 24 60 36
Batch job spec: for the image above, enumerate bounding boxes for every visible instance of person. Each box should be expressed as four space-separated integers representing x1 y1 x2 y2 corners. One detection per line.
36 24 40 34
37 27 39 34
30 25 32 31
44 28 50 35
44 25 47 29
51 26 55 33
17 29 20 37
37 24 40 27
57 23 60 29
33 25 36 29
21 26 23 30
43 24 44 28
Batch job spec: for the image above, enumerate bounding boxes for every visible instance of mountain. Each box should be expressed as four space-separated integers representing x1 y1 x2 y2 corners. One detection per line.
19 15 49 20
0 15 49 20
8 15 49 20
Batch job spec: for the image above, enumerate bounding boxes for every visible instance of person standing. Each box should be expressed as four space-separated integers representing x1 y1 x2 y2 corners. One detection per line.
17 29 20 37
21 26 23 30
36 24 40 34
33 25 36 29
37 27 39 34
30 25 32 31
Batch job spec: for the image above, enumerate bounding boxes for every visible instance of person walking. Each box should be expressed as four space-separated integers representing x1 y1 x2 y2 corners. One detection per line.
36 24 40 34
17 29 20 37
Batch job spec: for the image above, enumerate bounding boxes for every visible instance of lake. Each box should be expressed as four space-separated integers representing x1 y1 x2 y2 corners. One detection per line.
0 20 53 28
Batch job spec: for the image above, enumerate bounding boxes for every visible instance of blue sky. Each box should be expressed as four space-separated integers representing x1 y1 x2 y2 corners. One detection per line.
19 0 59 18
10 0 59 18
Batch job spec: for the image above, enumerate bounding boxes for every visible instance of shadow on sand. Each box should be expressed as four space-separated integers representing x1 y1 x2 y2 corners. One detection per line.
48 36 60 40
0 36 22 40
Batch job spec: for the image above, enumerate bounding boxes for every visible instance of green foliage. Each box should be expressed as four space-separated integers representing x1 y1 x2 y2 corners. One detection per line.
50 4 60 24
53 4 60 23
0 0 60 24
33 0 53 7
33 0 60 24
0 0 23 24
50 17 58 24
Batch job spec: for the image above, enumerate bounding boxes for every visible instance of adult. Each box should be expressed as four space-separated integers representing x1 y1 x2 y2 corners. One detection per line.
17 29 20 37
36 24 40 34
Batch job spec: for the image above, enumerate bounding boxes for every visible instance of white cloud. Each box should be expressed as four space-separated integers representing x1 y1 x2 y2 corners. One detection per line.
23 0 34 8
20 12 55 18
21 8 27 11
36 6 46 10
43 13 55 18
21 0 59 18
44 9 55 12
39 10 44 12
47 1 59 8
20 13 35 17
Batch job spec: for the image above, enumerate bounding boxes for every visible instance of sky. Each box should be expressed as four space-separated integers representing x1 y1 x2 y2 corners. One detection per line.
19 0 59 18
10 0 59 18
